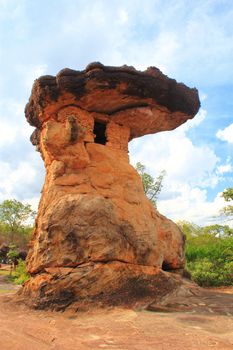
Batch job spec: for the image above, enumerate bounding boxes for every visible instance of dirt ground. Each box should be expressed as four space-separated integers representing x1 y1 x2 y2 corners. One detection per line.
0 265 232 350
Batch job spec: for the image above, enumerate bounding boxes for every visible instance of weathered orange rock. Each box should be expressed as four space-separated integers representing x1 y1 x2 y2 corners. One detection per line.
20 63 200 310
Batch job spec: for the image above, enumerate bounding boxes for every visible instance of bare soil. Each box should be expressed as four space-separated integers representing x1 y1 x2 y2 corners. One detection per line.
0 265 232 350
0 265 19 294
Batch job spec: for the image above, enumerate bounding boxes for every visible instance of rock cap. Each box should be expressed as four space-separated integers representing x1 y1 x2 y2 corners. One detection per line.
25 62 200 139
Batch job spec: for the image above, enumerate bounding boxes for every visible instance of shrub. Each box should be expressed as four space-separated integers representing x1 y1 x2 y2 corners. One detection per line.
185 236 233 287
10 259 30 285
186 258 233 286
178 221 233 287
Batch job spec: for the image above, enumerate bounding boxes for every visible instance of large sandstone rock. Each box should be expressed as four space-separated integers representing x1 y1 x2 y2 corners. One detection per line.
20 63 200 310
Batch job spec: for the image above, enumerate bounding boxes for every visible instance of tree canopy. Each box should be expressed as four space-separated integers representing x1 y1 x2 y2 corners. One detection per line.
135 162 166 207
221 188 233 218
177 221 233 239
0 199 36 246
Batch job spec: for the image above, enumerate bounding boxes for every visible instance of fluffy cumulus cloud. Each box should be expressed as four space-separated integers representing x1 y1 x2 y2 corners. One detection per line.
217 157 233 174
0 100 31 141
130 109 217 185
216 123 233 144
0 155 44 210
129 109 228 225
0 159 40 200
159 189 226 225
0 98 44 209
1 0 232 86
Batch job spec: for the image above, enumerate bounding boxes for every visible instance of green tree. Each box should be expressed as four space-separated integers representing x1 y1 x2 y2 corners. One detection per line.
178 221 233 239
202 224 233 237
0 199 36 244
221 188 233 218
135 162 166 207
7 244 19 273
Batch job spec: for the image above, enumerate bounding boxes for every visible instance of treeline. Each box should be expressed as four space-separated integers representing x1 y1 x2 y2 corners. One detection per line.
0 199 35 269
178 221 233 286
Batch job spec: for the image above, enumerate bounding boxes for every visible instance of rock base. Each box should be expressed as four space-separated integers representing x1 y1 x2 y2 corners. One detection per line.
18 262 181 311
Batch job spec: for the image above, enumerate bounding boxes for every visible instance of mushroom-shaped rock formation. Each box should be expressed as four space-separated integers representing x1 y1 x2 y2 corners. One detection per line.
20 63 200 310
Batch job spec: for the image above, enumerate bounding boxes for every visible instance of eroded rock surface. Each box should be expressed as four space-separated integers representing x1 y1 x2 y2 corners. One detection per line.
20 63 200 310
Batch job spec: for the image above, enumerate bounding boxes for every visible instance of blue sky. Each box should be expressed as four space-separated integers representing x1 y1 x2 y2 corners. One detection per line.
0 0 232 225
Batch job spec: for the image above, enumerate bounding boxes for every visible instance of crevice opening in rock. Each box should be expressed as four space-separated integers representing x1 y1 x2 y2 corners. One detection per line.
94 121 107 145
162 261 172 271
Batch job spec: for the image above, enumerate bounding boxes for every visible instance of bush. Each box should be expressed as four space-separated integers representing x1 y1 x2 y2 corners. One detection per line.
187 258 233 287
10 259 30 285
185 235 233 287
178 222 233 287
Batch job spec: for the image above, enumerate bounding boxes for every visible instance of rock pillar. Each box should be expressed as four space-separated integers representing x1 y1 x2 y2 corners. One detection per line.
20 63 200 310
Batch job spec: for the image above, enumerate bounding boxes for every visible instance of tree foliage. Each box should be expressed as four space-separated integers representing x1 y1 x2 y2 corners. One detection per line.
221 188 233 218
177 221 233 286
6 244 19 263
178 221 233 239
135 162 166 207
222 188 233 201
9 259 30 285
0 199 35 247
202 224 233 237
0 199 35 230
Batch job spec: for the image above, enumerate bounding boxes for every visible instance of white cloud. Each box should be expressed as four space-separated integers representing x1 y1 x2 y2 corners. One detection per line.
181 108 206 131
0 97 44 203
130 109 217 187
199 92 207 102
216 123 233 144
23 196 40 212
0 121 17 147
0 0 24 20
0 155 44 203
129 108 226 225
158 189 227 226
118 9 129 24
57 0 233 86
2 162 36 194
0 99 33 146
217 163 233 174
24 64 48 88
